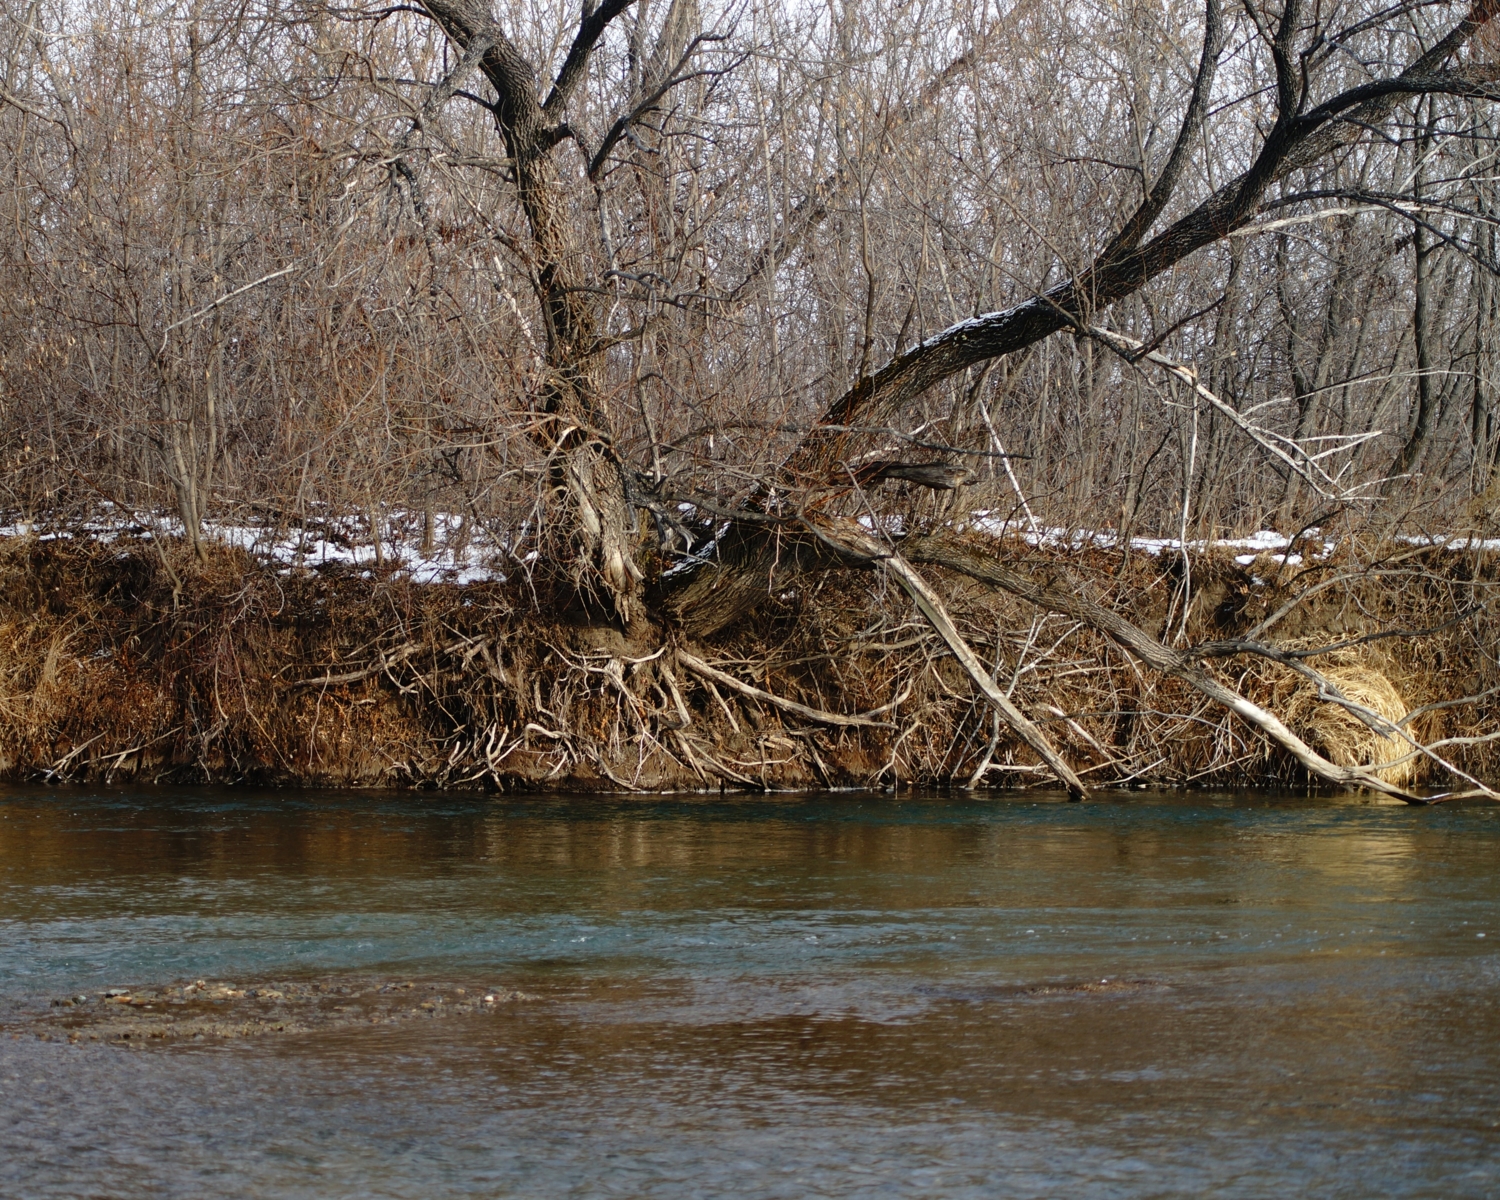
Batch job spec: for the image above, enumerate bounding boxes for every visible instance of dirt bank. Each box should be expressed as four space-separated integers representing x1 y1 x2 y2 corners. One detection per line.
0 532 1493 794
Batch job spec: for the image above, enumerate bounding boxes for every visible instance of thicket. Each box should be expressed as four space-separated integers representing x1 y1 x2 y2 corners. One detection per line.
1 0 1498 796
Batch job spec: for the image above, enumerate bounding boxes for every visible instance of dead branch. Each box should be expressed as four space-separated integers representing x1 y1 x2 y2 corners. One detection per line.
807 520 1088 797
1079 325 1382 501
676 650 894 729
900 533 1490 803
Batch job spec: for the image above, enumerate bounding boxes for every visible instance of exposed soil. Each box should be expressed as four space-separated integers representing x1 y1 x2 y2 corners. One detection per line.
0 531 1493 794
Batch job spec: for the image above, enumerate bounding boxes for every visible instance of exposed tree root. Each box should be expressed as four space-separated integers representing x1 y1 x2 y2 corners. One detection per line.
0 531 1494 799
675 651 896 728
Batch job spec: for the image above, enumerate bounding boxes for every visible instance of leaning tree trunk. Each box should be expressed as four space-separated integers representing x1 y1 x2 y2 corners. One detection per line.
666 0 1500 635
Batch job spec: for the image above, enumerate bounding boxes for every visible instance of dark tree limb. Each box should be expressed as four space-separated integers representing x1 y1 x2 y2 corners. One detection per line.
544 0 638 115
788 2 1500 480
1096 0 1224 265
586 34 731 180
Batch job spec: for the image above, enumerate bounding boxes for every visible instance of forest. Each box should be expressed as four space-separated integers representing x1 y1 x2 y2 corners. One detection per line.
0 0 1498 797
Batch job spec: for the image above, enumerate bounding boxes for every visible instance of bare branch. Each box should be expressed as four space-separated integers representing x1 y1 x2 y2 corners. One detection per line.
544 0 637 114
586 34 732 179
1079 324 1382 501
1097 0 1224 262
796 4 1500 466
900 535 1451 803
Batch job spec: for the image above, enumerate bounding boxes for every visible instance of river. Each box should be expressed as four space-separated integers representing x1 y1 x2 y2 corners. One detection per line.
1 786 1497 1197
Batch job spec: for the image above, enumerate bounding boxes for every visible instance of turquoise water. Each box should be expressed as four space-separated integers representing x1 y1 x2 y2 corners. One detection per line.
1 787 1498 1197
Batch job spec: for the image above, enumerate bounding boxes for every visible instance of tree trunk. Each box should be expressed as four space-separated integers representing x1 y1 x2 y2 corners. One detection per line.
419 1 643 621
1387 223 1438 486
514 144 644 619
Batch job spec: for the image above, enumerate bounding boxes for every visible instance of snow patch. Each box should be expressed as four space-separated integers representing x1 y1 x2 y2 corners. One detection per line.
915 297 1041 352
0 508 507 585
1397 533 1500 552
963 515 1334 561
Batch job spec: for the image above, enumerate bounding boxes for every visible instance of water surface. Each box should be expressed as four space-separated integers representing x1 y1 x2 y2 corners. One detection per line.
2 787 1498 1197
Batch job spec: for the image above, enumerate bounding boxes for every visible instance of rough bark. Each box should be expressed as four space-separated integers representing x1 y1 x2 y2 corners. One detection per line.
418 0 644 620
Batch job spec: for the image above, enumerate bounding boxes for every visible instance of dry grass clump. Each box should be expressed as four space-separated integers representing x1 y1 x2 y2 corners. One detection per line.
1279 651 1423 788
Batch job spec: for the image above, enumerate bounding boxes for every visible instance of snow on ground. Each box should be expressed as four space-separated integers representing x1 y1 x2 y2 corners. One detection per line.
964 514 1328 567
0 506 507 585
205 517 502 584
1397 533 1500 552
0 504 1494 588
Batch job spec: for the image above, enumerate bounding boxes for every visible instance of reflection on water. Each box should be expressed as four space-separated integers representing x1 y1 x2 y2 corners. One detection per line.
1 787 1498 1198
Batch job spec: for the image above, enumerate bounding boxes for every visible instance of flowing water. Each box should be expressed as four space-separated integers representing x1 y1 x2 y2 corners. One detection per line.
1 786 1498 1198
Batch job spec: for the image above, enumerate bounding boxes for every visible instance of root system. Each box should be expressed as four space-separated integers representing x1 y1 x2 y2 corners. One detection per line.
0 531 1493 796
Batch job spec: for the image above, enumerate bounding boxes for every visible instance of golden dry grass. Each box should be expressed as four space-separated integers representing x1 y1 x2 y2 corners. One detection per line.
1280 653 1423 788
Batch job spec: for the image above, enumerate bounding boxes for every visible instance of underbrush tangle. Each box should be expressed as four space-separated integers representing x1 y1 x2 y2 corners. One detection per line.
0 532 1492 796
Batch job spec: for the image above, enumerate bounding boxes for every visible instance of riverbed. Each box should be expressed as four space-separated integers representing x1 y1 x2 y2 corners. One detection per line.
2 786 1497 1197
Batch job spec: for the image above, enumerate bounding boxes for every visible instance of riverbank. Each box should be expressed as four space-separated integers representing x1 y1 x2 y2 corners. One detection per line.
0 528 1493 793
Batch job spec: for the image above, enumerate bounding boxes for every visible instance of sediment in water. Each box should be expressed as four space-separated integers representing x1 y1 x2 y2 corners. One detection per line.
15 978 535 1045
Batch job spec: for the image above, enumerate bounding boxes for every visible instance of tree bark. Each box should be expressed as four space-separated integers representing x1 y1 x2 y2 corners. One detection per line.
419 0 644 620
